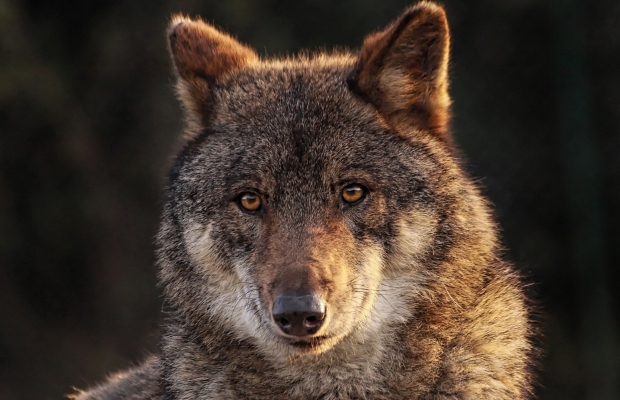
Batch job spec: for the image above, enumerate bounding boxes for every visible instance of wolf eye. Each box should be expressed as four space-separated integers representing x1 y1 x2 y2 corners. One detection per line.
341 184 366 204
238 192 262 212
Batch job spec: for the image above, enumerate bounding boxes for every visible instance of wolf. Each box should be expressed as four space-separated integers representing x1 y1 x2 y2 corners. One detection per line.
72 2 534 399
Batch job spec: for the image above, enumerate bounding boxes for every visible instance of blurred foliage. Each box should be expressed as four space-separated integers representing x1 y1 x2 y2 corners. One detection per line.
0 0 619 398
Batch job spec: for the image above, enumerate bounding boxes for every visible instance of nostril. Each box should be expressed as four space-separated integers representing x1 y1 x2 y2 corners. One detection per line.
303 316 316 329
302 312 325 333
278 317 291 328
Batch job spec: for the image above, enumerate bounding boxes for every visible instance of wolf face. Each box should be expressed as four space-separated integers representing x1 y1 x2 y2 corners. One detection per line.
159 2 494 360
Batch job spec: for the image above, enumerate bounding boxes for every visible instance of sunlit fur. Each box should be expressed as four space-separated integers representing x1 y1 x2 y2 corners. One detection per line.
72 2 534 399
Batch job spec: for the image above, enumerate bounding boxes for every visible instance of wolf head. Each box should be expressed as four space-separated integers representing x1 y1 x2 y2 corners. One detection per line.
159 2 495 358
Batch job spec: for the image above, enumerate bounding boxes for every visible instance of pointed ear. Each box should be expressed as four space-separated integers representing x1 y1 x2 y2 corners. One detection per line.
167 15 258 136
348 2 451 139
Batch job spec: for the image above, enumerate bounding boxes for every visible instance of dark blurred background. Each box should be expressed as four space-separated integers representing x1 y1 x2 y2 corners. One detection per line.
0 0 618 398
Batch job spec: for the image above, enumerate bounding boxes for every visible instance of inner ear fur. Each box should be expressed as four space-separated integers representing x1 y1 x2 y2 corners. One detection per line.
348 1 451 139
168 16 258 136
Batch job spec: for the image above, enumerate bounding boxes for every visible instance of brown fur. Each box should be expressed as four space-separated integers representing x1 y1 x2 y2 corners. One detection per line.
350 2 451 139
71 2 534 399
168 16 258 135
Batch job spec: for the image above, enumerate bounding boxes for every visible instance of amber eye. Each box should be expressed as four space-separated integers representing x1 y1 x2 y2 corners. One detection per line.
342 184 366 204
239 192 262 212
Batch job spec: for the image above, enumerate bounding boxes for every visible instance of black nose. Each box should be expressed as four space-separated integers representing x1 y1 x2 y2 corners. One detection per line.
272 292 326 337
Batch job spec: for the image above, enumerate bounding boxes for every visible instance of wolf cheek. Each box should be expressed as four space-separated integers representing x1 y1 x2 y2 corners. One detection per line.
180 222 262 342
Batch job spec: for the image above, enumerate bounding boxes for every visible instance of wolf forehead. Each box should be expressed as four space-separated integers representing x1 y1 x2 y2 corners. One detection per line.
167 65 441 228
211 58 396 153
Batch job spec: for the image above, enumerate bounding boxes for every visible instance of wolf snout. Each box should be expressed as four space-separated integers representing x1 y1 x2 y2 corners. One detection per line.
272 292 326 337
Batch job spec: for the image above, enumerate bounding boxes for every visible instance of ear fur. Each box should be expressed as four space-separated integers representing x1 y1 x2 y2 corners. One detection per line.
168 16 258 137
348 1 451 139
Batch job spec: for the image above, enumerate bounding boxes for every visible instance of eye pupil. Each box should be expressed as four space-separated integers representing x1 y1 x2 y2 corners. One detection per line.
342 184 365 203
240 193 261 211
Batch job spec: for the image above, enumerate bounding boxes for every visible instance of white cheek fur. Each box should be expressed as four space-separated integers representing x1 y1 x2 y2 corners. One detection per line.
182 222 264 340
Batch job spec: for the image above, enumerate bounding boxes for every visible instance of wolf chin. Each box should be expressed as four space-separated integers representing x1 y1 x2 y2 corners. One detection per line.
72 2 534 399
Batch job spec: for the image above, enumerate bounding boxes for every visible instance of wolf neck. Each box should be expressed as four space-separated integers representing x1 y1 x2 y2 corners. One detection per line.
161 310 404 399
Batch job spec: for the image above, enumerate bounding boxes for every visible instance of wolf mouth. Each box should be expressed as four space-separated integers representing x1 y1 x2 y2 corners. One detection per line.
287 335 330 349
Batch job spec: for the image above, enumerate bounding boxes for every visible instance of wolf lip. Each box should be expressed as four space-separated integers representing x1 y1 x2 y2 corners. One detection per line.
288 336 329 348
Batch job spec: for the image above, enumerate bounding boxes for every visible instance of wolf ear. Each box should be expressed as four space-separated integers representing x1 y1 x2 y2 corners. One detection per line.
168 16 258 136
348 2 451 139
